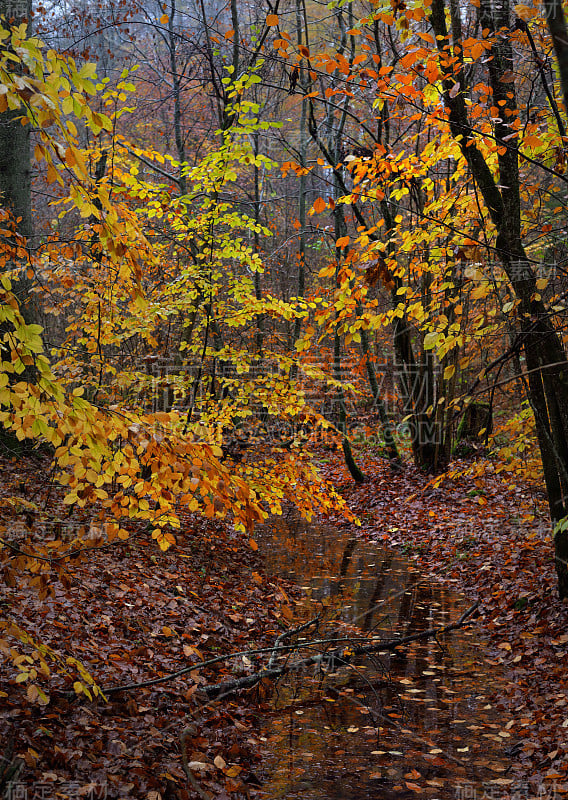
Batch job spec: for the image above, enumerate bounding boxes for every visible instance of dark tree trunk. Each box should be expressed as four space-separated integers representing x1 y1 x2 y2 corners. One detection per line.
430 0 568 596
0 0 34 322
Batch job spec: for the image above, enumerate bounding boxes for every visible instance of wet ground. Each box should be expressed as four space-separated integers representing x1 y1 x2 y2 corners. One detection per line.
255 511 515 800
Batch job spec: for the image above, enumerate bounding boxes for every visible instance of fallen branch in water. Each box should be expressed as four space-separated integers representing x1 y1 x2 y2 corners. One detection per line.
201 599 480 699
96 600 479 698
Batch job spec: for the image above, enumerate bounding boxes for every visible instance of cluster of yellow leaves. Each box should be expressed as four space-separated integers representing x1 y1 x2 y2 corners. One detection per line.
0 27 361 700
0 274 266 538
0 620 104 704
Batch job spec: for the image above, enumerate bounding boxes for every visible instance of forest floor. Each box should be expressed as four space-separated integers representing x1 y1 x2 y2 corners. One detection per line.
320 448 568 798
0 449 567 799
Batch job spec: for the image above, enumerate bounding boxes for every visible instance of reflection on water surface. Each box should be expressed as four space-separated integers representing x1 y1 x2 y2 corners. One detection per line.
255 513 512 800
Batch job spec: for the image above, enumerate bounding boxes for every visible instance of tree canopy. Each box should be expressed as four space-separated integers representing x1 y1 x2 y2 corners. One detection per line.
2 0 568 705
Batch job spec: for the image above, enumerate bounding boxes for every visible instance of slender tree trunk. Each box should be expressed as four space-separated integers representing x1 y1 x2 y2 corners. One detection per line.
0 0 34 324
168 0 187 195
290 0 307 380
430 0 568 596
357 309 400 462
252 132 264 356
543 0 568 118
333 176 365 483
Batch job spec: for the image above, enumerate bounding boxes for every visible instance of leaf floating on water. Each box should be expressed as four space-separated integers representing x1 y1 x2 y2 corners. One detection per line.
485 762 507 772
187 762 210 772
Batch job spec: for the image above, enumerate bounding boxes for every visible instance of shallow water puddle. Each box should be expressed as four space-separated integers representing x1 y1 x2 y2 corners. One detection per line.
255 512 514 799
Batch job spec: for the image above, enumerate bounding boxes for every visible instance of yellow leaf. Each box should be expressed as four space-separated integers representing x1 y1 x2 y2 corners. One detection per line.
443 364 455 380
471 284 490 300
423 331 440 350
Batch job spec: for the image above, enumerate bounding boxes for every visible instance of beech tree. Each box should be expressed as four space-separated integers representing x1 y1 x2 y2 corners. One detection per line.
272 0 568 595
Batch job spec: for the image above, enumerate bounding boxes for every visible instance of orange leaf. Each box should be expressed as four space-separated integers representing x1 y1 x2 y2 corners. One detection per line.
249 538 258 551
312 196 326 214
266 14 279 25
160 14 169 24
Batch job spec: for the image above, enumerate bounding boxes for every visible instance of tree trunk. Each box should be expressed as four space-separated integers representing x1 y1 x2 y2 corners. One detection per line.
0 0 34 323
430 0 568 595
543 0 568 118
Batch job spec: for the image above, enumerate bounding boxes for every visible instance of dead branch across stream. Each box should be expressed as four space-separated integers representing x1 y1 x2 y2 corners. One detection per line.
100 599 480 699
200 599 480 699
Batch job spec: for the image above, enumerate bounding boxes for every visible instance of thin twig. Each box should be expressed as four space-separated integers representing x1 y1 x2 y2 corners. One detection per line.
267 616 320 670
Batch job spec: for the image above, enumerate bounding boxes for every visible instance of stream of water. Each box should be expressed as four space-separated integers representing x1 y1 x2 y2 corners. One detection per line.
255 511 514 800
